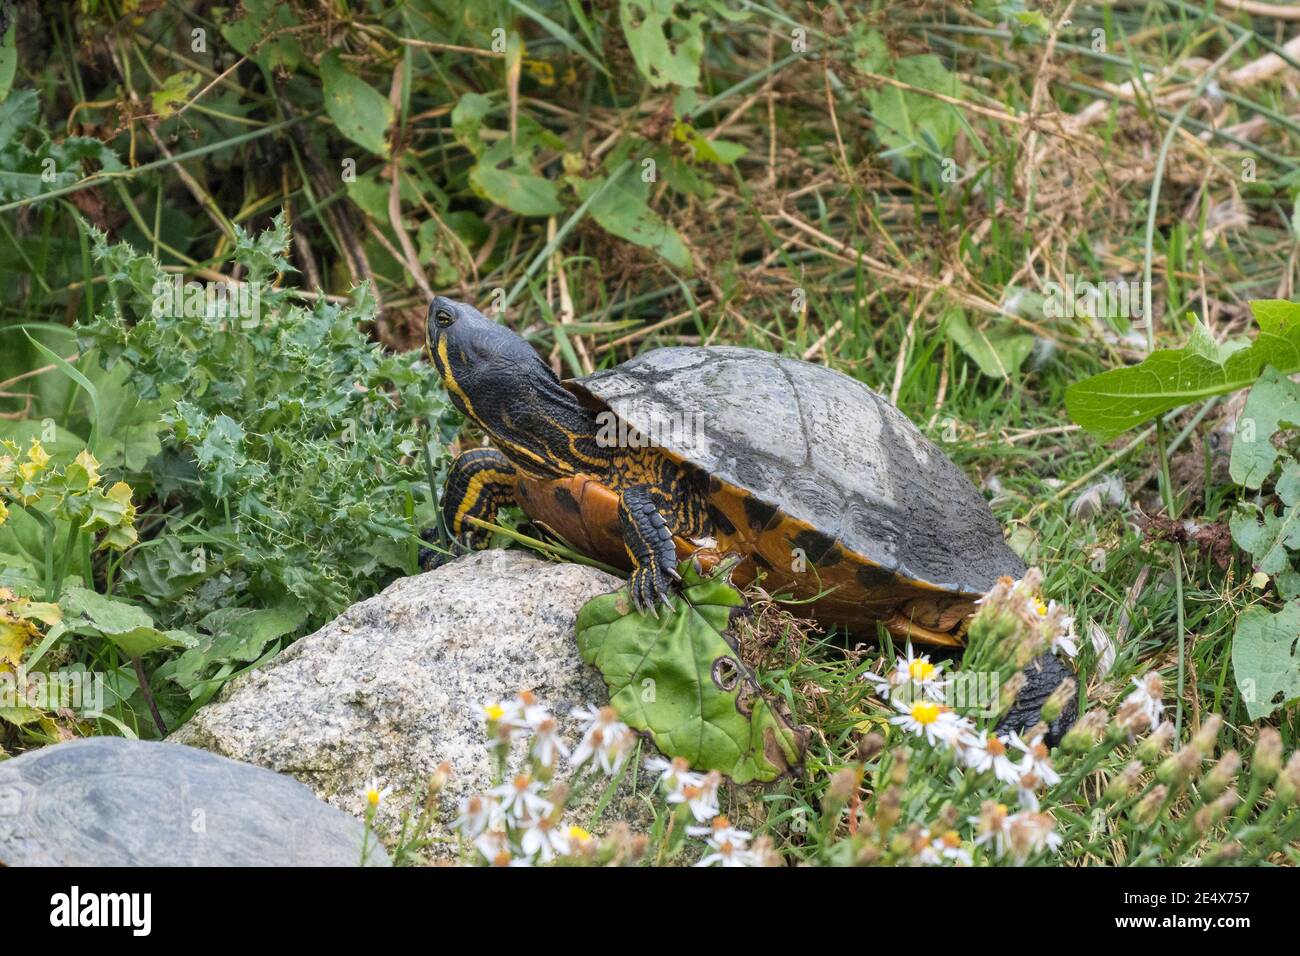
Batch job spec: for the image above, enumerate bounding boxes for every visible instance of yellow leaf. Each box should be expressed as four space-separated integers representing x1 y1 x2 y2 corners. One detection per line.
25 439 50 469
73 449 101 488
0 615 37 670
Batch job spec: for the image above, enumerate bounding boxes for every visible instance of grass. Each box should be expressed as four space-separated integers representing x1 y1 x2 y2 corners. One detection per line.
2 1 1299 863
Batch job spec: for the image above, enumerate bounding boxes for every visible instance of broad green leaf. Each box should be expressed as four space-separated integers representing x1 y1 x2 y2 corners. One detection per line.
60 586 196 658
320 50 393 158
867 55 964 160
1233 600 1300 720
152 71 200 118
0 19 16 103
570 173 691 271
576 558 805 783
219 0 302 72
1066 300 1300 441
450 92 492 155
470 163 562 217
1230 366 1300 489
172 604 307 691
83 360 165 472
0 705 45 726
1230 502 1300 576
620 0 706 89
945 308 1034 380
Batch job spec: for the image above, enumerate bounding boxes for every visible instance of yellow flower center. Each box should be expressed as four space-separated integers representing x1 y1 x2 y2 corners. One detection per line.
484 703 505 721
366 789 381 807
1034 598 1048 616
568 826 592 842
908 659 935 681
911 701 942 725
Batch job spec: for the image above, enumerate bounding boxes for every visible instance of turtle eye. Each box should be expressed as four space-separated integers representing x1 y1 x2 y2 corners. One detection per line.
434 308 455 328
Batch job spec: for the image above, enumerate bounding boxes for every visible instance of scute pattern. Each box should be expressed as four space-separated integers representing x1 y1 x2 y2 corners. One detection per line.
575 346 1025 593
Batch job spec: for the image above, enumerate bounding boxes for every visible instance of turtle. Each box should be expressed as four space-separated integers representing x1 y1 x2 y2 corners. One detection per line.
0 737 390 866
425 296 1074 733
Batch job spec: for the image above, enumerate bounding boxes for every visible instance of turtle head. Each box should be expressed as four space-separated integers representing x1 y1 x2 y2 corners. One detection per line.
426 296 606 475
427 296 546 422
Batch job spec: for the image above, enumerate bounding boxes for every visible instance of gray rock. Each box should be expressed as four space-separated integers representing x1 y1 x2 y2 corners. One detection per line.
170 550 665 858
0 737 388 866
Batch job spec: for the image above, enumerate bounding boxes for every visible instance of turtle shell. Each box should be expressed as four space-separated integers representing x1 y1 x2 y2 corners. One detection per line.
571 346 1025 596
0 737 389 866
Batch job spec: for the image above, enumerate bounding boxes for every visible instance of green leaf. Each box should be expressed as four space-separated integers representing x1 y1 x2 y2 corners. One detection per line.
152 71 200 118
59 586 197 658
867 55 964 161
219 0 302 72
172 604 306 691
620 0 706 89
575 558 805 783
83 359 165 472
1230 367 1300 490
470 163 563 217
1066 301 1300 441
320 50 393 158
945 308 1034 380
1233 600 1300 721
0 18 16 104
570 172 691 271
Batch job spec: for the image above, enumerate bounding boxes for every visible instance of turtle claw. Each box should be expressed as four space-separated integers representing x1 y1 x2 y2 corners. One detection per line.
417 527 478 572
629 563 677 619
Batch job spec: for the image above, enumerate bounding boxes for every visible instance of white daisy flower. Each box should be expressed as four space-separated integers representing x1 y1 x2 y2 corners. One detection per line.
917 830 971 866
519 813 570 863
890 698 968 747
474 827 524 866
528 715 569 769
647 755 702 797
452 793 497 838
489 774 553 824
1006 810 1063 863
863 645 950 700
960 730 1021 785
513 690 552 728
1016 771 1043 810
1124 673 1165 729
970 801 1013 858
670 769 722 823
1009 732 1062 787
570 705 636 775
360 777 392 809
690 817 758 867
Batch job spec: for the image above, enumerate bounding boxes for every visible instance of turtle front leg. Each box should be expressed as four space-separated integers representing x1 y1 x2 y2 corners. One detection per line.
421 449 518 570
618 484 680 616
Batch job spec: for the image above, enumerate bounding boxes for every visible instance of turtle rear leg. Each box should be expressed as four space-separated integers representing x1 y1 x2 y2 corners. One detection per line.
618 484 680 616
421 449 518 570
